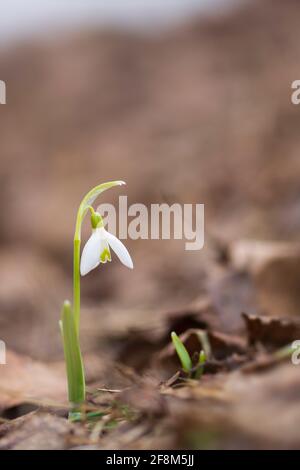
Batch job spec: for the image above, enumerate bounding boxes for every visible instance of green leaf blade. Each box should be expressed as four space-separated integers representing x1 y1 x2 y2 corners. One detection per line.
60 300 85 405
171 331 192 373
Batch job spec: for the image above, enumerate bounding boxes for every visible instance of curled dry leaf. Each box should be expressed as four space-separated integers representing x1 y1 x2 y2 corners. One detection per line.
243 312 300 349
207 330 247 360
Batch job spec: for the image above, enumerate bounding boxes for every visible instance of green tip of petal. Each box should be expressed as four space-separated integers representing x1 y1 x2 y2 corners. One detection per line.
100 246 111 263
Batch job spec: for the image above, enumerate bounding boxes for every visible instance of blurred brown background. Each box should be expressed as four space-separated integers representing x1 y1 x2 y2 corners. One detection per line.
0 0 300 362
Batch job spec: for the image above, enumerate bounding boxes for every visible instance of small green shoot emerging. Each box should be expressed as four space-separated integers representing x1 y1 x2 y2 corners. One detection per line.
171 331 207 379
194 350 206 379
171 331 192 374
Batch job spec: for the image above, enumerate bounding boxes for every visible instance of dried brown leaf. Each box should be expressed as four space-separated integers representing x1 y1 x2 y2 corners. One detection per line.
243 312 300 349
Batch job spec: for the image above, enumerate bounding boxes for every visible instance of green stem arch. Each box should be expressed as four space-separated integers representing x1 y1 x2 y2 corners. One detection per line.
73 180 125 333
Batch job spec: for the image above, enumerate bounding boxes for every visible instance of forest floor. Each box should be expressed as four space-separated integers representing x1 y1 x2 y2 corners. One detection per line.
1 0 300 449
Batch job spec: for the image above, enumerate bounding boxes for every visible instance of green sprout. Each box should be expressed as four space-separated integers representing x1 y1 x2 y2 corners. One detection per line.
171 331 206 379
60 181 133 418
171 331 192 373
194 350 206 379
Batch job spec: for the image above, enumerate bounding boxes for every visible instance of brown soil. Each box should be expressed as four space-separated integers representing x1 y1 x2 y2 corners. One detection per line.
0 0 300 449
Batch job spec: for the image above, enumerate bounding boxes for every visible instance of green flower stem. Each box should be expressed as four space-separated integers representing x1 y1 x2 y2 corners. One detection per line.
73 238 81 334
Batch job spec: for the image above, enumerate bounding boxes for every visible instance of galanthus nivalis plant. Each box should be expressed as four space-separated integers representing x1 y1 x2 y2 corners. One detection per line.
60 181 133 418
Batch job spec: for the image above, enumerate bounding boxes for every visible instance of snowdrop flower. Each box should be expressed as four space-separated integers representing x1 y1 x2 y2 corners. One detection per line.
80 212 133 276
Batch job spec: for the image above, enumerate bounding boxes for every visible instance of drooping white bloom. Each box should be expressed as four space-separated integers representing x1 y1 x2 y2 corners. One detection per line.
80 226 133 276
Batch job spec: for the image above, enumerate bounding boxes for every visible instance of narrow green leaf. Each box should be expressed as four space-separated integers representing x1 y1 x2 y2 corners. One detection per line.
171 331 192 373
199 350 206 365
196 330 211 359
194 350 206 379
60 300 85 405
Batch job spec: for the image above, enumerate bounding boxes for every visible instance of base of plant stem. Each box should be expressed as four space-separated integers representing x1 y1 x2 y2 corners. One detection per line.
68 404 86 422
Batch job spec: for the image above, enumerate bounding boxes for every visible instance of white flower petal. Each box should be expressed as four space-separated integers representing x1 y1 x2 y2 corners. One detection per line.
104 229 133 269
80 229 103 275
